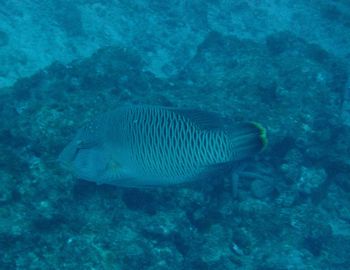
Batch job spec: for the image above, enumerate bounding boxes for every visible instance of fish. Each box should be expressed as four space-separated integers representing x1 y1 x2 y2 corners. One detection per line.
58 106 267 187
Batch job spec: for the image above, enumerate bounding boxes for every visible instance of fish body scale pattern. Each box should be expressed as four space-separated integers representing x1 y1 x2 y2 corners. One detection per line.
121 107 230 180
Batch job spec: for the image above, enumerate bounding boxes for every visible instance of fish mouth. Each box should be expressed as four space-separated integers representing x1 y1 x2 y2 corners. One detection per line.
57 144 79 172
57 156 75 172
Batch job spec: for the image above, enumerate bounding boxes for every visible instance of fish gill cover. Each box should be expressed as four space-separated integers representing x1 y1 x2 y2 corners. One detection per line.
0 1 350 270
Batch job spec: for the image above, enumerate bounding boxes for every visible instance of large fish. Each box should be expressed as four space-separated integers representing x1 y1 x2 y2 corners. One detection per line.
59 106 267 187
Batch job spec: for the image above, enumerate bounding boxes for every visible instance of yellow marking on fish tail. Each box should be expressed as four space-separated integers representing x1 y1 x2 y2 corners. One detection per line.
250 121 268 151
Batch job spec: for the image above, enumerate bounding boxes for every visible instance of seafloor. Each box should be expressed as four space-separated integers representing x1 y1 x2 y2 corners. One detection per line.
1 1 350 269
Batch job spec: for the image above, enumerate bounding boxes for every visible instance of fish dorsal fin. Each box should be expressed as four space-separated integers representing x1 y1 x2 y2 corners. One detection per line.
169 108 227 130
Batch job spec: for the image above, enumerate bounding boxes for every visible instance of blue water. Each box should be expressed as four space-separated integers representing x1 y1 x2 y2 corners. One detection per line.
1 1 350 269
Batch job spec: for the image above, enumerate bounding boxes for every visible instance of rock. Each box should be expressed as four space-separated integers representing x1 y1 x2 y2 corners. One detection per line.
296 166 327 195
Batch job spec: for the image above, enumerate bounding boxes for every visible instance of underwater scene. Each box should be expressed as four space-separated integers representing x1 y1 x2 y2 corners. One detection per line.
1 0 350 269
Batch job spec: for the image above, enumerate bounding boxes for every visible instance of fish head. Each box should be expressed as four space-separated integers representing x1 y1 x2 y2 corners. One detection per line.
68 146 109 183
59 138 130 184
58 119 104 169
58 135 98 170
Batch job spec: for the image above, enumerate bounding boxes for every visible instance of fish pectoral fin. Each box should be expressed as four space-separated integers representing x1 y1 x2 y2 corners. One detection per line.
97 158 126 183
105 159 122 171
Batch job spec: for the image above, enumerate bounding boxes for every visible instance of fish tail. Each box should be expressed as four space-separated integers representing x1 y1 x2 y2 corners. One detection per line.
227 122 267 160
